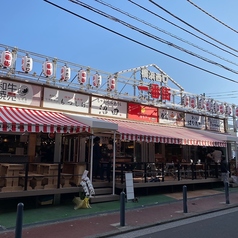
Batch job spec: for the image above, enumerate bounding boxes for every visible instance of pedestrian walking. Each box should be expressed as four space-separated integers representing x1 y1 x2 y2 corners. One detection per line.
220 155 229 187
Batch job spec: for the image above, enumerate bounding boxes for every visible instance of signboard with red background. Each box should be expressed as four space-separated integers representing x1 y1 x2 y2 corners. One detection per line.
128 103 158 123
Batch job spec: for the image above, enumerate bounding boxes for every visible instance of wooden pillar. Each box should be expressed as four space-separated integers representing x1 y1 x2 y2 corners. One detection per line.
28 133 36 162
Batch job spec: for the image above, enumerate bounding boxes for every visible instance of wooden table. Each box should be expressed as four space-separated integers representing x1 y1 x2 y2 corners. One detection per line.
38 164 59 189
61 173 73 187
0 163 25 192
29 163 41 173
19 172 45 190
62 162 86 186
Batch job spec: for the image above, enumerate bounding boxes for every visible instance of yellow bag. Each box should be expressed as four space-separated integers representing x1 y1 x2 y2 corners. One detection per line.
73 197 91 210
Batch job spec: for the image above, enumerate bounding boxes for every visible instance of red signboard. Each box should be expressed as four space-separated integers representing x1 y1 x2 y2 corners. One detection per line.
128 103 158 123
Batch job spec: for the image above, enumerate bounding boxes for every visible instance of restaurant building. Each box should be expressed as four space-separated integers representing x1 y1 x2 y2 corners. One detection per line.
0 43 237 203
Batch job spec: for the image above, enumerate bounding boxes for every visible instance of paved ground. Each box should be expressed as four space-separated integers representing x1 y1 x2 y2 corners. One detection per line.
0 187 238 238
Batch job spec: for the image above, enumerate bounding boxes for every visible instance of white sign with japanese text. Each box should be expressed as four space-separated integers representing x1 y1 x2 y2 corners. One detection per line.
91 96 127 118
185 113 205 129
43 88 89 113
0 79 41 106
159 109 184 127
207 117 225 132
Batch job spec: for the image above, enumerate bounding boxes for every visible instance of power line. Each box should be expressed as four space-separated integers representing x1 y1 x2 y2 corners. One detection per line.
149 0 238 54
205 90 238 95
43 0 238 84
95 0 238 67
187 0 238 34
128 0 238 59
70 0 238 75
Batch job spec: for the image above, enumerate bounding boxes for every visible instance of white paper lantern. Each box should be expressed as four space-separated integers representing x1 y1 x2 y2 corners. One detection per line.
108 77 116 91
60 65 71 81
190 96 196 108
225 105 231 115
213 102 219 113
219 104 225 114
235 106 238 117
182 95 189 106
205 100 211 111
1 50 12 68
78 70 87 84
198 98 205 109
92 73 102 88
21 55 33 73
42 60 53 77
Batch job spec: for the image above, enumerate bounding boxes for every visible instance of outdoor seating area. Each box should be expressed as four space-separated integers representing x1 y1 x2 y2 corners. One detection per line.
0 160 224 202
113 161 219 184
0 162 86 193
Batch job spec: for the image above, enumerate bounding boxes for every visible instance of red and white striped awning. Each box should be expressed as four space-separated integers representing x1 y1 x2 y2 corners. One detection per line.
100 118 227 147
0 106 89 133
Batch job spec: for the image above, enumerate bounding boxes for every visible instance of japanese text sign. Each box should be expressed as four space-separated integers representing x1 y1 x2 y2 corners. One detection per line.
0 79 41 106
185 113 205 129
128 103 158 122
43 88 89 113
91 96 127 118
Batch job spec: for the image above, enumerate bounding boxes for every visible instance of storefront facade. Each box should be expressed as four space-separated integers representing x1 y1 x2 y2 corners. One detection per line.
0 44 237 200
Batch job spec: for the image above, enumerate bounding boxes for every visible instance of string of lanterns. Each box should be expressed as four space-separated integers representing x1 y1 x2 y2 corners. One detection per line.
1 49 238 117
0 49 108 89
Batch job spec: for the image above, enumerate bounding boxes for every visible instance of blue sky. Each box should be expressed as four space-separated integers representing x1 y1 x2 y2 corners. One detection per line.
2 0 238 105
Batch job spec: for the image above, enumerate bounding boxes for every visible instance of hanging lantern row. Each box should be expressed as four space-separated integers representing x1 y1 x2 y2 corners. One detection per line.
182 95 234 116
0 50 104 87
0 49 237 112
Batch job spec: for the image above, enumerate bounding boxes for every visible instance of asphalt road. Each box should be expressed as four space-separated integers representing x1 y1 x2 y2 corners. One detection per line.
111 207 238 238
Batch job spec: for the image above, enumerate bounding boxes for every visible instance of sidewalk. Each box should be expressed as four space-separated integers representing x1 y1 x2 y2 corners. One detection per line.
1 187 238 238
